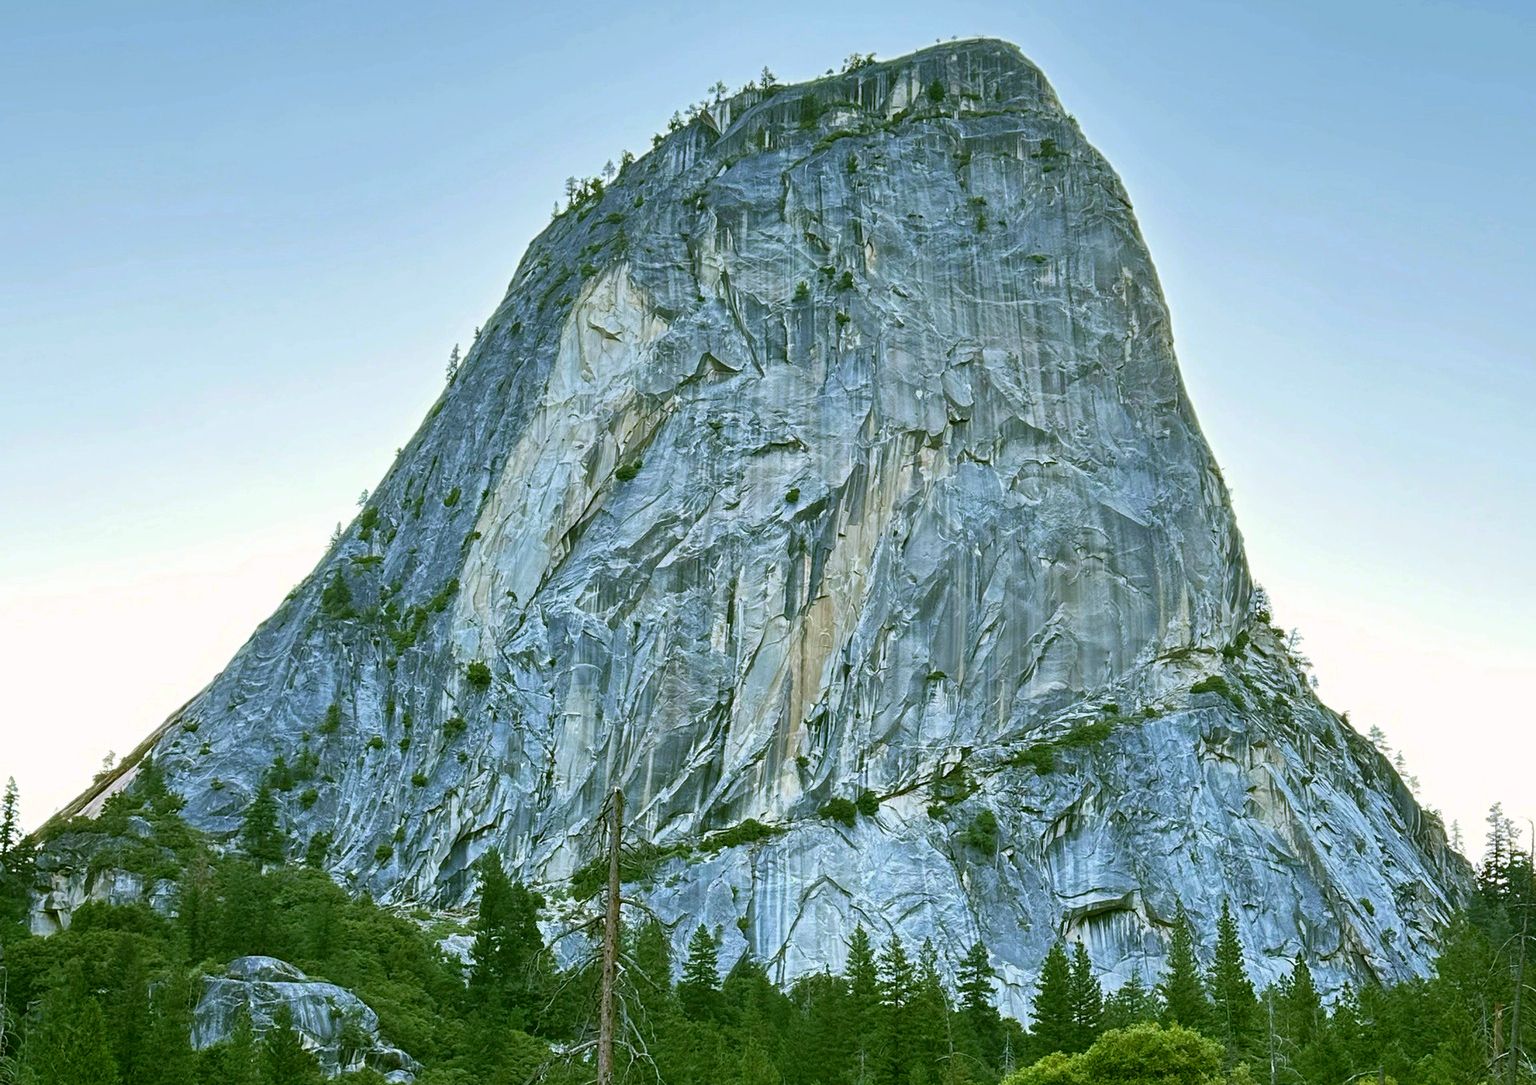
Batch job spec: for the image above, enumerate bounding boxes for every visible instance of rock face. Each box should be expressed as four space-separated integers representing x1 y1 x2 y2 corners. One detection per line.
59 39 1468 1012
192 956 419 1081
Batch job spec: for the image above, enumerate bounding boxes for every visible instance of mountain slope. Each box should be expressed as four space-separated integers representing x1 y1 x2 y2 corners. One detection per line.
48 39 1468 1010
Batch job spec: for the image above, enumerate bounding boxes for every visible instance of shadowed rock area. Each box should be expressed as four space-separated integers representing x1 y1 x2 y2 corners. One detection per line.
52 38 1469 1014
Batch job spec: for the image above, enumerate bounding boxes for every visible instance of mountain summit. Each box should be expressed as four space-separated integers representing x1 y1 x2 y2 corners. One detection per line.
48 39 1467 1008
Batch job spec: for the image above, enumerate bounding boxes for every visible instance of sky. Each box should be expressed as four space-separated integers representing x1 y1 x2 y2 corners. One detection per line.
1 1 1531 854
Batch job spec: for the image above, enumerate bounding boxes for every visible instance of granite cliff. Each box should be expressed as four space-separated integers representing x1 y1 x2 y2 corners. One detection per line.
43 39 1468 1013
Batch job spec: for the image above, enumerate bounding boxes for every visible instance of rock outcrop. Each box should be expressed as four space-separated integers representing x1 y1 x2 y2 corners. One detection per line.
52 39 1469 1013
192 956 420 1082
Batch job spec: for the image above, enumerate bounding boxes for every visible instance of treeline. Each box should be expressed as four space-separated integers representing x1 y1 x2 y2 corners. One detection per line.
0 770 1531 1084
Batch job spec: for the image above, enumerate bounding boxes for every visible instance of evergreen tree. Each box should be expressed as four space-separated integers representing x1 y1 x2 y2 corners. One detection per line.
846 926 881 1084
261 1005 322 1085
1206 900 1257 1054
877 935 915 1009
1066 941 1103 1052
1102 968 1160 1030
467 851 546 1025
0 776 19 861
214 1007 263 1085
908 939 952 1076
0 776 36 934
1276 954 1322 1047
320 572 354 620
145 973 198 1085
634 917 674 998
104 937 151 1081
679 924 722 1019
1158 908 1209 1031
239 784 285 864
734 1034 783 1085
1027 942 1075 1060
785 970 851 1085
21 962 119 1085
876 935 916 1083
955 940 1001 1059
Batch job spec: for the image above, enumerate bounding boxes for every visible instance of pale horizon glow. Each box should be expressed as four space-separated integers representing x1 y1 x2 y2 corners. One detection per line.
1 2 1531 861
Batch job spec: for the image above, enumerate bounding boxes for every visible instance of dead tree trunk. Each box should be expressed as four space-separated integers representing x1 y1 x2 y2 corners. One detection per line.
598 788 623 1085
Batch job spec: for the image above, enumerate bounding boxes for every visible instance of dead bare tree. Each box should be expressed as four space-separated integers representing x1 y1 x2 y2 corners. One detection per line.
598 787 623 1085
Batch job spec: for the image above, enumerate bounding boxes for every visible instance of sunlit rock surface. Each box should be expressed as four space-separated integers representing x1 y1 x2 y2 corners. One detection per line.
58 38 1468 1013
192 956 419 1081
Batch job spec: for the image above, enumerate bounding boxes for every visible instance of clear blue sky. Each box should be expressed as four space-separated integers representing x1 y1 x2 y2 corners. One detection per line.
2 1 1531 849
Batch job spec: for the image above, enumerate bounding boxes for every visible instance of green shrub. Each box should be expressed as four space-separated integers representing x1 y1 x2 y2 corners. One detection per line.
836 270 854 291
318 703 341 735
785 487 800 503
411 772 428 788
1008 745 1056 774
819 797 858 828
374 844 393 863
321 574 353 621
855 789 880 817
798 96 824 130
615 460 642 482
443 486 461 508
1191 675 1245 709
367 735 384 751
793 281 810 301
466 661 493 690
299 788 318 810
703 819 783 852
958 809 999 852
835 311 850 326
444 716 467 739
926 80 946 103
1058 719 1114 748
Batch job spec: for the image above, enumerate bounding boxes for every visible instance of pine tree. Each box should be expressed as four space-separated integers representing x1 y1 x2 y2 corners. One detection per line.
1277 954 1322 1047
21 962 120 1085
908 939 952 1076
239 784 284 864
679 924 722 1019
634 917 674 999
261 1005 321 1085
846 926 881 1084
468 851 546 1027
1103 967 1160 1029
875 935 916 1083
877 935 915 1009
144 973 198 1085
1067 941 1103 1052
786 970 852 1085
0 777 19 861
955 940 1001 1062
105 937 151 1081
1028 942 1075 1059
446 343 461 381
1158 908 1210 1031
1207 900 1258 1053
1482 802 1517 903
216 1007 263 1085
